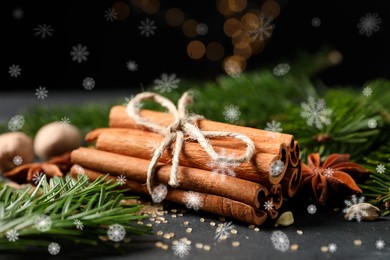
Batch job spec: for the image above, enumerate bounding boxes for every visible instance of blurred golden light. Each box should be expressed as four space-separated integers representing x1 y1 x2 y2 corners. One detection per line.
328 50 343 64
223 55 246 77
250 40 266 55
206 42 225 61
187 40 206 59
140 0 160 14
217 0 235 17
232 31 251 46
261 1 280 18
241 12 259 31
182 19 199 38
234 43 252 60
113 2 130 21
223 18 242 37
165 8 185 27
130 0 142 7
228 0 247 12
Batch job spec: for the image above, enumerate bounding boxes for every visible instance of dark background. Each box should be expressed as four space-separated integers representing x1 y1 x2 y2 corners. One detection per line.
4 0 389 92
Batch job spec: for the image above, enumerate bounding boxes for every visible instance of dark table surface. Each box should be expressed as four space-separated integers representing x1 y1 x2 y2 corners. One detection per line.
1 91 389 260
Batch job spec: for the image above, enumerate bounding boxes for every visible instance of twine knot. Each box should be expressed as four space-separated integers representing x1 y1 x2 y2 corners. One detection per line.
126 92 255 199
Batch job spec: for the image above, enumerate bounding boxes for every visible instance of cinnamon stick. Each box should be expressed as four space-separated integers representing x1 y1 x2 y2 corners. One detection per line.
281 160 302 197
70 166 268 225
71 147 269 208
92 130 288 184
109 106 295 149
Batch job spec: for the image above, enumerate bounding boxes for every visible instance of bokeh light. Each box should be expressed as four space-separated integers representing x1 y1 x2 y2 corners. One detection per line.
113 2 130 21
206 42 225 61
217 0 235 17
165 8 185 27
223 55 246 77
228 0 247 12
182 19 199 38
187 40 206 59
223 18 242 37
261 1 280 18
140 0 160 14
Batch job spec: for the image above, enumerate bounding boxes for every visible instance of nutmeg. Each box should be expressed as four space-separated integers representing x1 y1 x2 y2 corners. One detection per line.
0 132 34 173
34 122 82 160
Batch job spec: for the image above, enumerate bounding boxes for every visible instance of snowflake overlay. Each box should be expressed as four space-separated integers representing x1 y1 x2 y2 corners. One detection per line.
265 120 282 138
13 155 23 166
8 115 25 131
12 8 24 20
61 117 71 127
104 8 117 22
74 219 84 230
301 96 332 129
328 243 337 253
35 214 52 232
307 204 317 214
343 195 367 222
312 17 321 27
151 184 168 203
375 239 385 250
358 13 382 37
117 175 127 186
107 224 126 242
183 191 203 211
6 229 19 242
367 119 377 129
264 200 274 211
172 238 191 258
127 60 138 71
362 86 372 97
32 172 45 185
138 18 157 37
207 149 239 178
153 73 180 93
247 15 274 42
35 86 48 100
215 221 234 241
48 242 60 255
34 24 54 39
70 44 89 63
271 230 290 252
269 160 284 177
324 167 334 177
273 63 290 76
376 164 386 174
223 104 241 123
9 64 21 77
196 23 208 35
83 77 95 90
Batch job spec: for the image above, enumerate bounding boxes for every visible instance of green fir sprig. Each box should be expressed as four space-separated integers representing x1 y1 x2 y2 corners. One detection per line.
0 174 151 252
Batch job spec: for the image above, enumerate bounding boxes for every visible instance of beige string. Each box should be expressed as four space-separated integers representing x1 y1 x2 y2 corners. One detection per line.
126 92 255 196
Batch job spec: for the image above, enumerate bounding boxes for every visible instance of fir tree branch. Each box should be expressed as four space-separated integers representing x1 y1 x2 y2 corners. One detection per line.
0 174 151 252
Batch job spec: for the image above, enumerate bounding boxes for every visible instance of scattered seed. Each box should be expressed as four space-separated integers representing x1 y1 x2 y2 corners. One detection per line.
248 224 255 229
230 229 238 234
178 213 183 217
354 240 362 246
245 236 249 239
200 218 205 222
146 223 152 227
184 221 190 225
157 231 164 236
168 232 175 238
321 246 329 253
203 245 211 251
155 241 163 248
210 222 216 226
195 243 203 249
291 244 299 251
172 214 177 218
149 217 156 221
232 241 240 247
254 227 260 232
186 228 192 233
151 214 157 218
137 221 144 225
163 234 171 239
163 220 168 224
161 244 169 250
220 217 226 222
333 208 340 212
155 220 161 224
217 223 223 227
171 209 177 213
297 230 303 235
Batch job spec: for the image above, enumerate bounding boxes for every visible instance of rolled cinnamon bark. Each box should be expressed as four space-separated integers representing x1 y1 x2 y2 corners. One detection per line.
289 141 300 167
109 106 295 149
281 160 302 198
71 147 268 208
70 166 268 225
92 130 287 184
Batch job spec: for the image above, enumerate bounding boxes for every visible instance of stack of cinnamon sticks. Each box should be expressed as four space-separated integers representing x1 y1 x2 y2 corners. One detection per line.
70 106 301 225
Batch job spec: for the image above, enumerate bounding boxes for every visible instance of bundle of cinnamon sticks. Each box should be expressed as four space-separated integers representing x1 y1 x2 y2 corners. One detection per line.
70 105 301 225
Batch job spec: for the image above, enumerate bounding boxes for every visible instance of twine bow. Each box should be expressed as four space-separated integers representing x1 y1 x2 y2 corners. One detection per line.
126 92 255 196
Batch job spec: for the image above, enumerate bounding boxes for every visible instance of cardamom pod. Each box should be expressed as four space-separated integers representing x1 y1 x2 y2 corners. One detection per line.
344 203 380 221
274 211 294 227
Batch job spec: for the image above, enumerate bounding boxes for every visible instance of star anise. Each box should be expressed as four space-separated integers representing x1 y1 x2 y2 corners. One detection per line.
2 152 73 184
300 153 369 205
